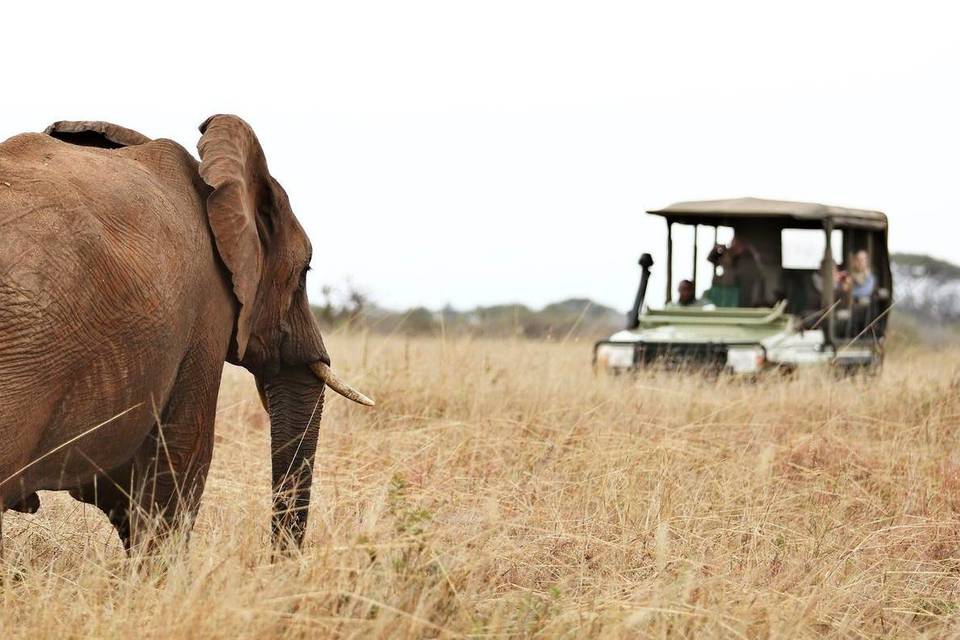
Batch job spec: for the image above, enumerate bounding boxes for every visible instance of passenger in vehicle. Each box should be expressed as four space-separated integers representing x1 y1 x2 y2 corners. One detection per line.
708 235 767 307
847 250 876 304
840 250 877 334
674 279 709 307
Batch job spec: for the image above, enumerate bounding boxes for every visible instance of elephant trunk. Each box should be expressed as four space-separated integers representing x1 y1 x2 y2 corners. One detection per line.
260 366 325 550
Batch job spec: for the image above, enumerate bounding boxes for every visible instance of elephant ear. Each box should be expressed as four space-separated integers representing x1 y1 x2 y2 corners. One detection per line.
197 114 273 360
45 120 151 148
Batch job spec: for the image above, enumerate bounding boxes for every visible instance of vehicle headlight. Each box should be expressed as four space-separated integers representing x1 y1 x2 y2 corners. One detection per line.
726 347 765 374
597 343 636 369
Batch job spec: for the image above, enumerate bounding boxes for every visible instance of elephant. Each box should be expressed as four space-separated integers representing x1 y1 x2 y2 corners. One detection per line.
0 115 373 550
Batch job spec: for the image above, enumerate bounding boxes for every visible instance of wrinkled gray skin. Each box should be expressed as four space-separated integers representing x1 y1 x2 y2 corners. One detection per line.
0 116 354 550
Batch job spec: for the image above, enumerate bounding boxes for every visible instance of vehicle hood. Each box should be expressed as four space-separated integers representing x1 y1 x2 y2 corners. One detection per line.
607 303 793 345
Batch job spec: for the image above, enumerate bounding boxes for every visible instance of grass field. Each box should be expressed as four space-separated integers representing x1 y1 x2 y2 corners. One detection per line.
2 334 960 638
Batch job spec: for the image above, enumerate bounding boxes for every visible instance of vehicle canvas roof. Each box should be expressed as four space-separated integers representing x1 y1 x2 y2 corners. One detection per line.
647 197 887 230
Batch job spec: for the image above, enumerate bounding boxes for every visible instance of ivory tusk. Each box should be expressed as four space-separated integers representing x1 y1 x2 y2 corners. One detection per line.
309 362 375 407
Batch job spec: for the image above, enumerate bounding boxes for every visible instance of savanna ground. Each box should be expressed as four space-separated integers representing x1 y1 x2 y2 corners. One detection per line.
2 333 960 638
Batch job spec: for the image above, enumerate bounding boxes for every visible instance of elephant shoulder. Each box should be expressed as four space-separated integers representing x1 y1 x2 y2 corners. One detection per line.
0 132 56 158
39 120 199 182
38 121 201 185
117 138 205 196
119 137 198 171
2 120 149 159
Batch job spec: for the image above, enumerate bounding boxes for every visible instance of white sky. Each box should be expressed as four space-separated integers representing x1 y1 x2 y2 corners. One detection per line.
3 1 958 311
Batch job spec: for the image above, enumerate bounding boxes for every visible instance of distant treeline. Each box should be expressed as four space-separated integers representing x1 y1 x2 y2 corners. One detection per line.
312 253 960 342
313 295 623 340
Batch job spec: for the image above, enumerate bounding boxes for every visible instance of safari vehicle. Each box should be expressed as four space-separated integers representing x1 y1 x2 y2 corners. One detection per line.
595 198 892 374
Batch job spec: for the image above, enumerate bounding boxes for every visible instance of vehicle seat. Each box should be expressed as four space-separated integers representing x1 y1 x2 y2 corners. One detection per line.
704 285 740 307
781 269 819 315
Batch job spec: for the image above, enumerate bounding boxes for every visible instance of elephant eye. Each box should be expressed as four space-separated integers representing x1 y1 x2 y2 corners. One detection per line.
298 265 310 290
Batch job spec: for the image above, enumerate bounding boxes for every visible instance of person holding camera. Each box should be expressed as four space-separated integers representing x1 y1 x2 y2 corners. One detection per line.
707 235 766 307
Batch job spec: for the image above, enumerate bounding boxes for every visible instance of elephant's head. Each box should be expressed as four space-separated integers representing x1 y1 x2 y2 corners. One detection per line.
197 114 373 549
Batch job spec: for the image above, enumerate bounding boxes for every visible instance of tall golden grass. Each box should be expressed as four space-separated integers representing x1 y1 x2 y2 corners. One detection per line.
2 335 959 638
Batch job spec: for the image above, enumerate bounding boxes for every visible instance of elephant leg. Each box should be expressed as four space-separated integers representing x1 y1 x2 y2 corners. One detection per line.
70 470 137 548
70 443 204 552
128 351 223 549
71 350 224 552
7 492 41 514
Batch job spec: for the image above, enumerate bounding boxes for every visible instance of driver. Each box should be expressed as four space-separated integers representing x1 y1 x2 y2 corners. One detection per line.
676 279 707 307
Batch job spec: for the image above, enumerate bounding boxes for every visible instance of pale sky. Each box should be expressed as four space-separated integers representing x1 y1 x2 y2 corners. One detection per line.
3 1 958 311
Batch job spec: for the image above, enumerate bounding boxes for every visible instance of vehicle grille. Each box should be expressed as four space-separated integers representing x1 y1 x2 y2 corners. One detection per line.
634 342 729 371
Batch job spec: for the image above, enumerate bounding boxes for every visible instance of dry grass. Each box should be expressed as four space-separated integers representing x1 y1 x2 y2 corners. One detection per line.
2 334 960 638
